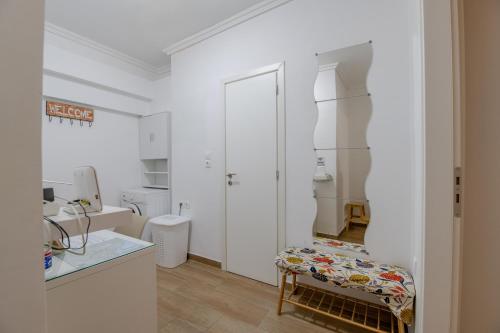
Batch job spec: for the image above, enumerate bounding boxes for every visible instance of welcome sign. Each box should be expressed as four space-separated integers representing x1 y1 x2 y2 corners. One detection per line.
46 100 94 122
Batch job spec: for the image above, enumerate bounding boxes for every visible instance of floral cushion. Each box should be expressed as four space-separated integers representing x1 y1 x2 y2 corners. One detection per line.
313 237 369 255
275 247 415 325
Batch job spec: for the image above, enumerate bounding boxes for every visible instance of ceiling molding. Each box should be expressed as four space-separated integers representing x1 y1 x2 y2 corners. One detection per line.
45 22 171 80
156 65 172 78
163 0 294 55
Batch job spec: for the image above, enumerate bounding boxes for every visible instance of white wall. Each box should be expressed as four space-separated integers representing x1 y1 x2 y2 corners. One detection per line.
42 106 142 206
44 25 155 116
151 75 173 114
41 26 156 205
170 0 415 267
0 1 47 332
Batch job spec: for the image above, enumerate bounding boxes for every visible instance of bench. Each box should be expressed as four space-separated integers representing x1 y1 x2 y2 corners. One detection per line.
275 247 415 333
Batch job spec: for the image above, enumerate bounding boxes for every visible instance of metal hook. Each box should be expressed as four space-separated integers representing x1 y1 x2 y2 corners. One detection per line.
48 115 53 122
88 122 93 128
70 119 73 126
59 117 63 124
80 120 83 127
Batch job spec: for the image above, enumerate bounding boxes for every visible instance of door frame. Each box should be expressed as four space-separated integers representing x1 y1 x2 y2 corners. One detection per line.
221 62 286 272
450 0 465 331
417 0 458 332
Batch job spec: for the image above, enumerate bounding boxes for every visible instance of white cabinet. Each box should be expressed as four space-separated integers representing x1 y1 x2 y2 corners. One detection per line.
139 112 170 189
139 112 169 160
46 231 157 333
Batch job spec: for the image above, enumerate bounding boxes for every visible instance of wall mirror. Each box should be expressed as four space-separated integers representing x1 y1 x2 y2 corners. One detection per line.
312 42 373 255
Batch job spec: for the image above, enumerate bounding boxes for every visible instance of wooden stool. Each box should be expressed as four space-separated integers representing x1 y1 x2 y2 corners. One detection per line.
345 201 369 231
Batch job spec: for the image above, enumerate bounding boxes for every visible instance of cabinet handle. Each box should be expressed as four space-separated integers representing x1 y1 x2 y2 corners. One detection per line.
149 133 155 143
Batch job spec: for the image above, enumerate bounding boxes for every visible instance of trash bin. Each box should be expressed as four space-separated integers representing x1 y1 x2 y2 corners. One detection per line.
149 214 190 268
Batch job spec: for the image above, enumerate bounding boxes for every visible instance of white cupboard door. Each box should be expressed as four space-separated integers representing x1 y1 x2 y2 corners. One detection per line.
139 113 169 160
225 71 278 286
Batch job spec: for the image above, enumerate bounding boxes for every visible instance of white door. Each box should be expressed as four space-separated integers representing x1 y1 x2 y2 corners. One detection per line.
225 71 278 286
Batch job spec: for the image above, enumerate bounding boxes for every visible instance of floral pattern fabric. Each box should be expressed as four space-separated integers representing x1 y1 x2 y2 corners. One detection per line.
275 247 415 325
313 236 369 255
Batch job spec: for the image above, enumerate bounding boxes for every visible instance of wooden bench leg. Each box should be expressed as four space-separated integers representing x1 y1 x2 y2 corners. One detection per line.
277 273 287 315
292 273 297 294
398 319 405 333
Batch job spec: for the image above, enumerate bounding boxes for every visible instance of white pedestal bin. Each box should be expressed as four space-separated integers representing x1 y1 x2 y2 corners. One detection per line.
149 215 190 268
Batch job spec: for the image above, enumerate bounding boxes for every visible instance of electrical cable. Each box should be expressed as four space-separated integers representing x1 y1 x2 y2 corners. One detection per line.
44 216 71 250
65 204 86 255
129 202 142 216
47 195 92 254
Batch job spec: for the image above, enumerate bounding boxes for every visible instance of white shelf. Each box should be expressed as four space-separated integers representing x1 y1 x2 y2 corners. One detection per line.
144 185 169 189
141 158 169 189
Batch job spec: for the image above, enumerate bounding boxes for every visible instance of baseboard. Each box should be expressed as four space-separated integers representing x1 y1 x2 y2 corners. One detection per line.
187 253 222 268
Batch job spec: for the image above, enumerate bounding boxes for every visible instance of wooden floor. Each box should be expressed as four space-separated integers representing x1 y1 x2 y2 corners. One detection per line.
332 224 367 244
157 260 369 333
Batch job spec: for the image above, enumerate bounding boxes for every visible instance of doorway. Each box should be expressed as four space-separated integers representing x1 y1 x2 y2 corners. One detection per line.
223 63 285 286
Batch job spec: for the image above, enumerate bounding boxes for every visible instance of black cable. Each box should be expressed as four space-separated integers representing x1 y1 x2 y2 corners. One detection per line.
44 216 71 250
130 202 142 216
44 217 69 247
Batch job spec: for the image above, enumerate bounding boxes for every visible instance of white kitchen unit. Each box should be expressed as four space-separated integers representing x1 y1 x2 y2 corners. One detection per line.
139 112 170 189
139 112 170 160
45 230 157 333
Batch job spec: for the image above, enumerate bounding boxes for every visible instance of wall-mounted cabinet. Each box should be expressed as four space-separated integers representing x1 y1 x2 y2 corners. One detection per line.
139 112 169 160
139 112 170 189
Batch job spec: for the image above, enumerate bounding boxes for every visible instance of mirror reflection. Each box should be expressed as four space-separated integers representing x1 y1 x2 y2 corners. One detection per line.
312 42 373 254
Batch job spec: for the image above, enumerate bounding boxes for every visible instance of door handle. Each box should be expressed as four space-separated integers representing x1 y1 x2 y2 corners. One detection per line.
227 173 237 186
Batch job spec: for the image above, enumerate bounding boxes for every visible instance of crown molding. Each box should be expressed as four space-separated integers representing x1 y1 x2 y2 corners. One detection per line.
163 0 294 55
44 22 171 80
156 65 172 78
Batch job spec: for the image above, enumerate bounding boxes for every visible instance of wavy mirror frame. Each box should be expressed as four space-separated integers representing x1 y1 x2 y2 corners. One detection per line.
312 41 373 256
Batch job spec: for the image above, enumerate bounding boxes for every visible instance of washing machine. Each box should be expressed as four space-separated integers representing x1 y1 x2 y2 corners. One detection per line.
121 188 170 219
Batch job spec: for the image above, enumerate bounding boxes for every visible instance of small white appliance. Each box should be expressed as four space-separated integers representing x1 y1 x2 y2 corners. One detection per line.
62 166 103 215
73 166 102 212
121 188 170 219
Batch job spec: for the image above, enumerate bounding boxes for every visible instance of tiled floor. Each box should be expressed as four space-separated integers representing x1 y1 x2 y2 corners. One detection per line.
157 260 368 333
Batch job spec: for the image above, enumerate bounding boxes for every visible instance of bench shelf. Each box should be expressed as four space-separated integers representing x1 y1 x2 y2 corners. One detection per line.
277 273 405 333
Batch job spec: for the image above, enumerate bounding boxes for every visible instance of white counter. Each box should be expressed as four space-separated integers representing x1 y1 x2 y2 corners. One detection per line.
45 230 157 333
46 205 132 240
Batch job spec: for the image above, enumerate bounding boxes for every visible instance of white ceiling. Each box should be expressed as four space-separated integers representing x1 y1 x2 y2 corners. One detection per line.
45 0 264 68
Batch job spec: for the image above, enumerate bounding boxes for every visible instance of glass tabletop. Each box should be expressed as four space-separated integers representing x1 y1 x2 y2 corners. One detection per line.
45 230 154 282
